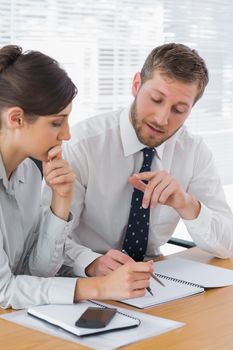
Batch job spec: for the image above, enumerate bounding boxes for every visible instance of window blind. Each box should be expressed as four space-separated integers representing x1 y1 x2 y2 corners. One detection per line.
0 0 233 184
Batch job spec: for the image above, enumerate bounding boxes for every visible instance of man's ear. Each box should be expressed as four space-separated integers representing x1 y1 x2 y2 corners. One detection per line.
132 72 141 97
6 107 25 129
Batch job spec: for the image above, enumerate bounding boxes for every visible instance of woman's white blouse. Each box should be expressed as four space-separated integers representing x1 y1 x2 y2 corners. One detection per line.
0 156 76 309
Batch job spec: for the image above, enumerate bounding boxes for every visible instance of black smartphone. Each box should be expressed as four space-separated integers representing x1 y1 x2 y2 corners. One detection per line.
75 307 117 329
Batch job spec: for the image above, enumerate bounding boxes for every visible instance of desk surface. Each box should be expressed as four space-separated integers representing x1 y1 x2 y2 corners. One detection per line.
1 248 233 350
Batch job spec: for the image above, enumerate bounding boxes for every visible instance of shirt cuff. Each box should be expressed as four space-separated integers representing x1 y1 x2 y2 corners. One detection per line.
72 251 102 277
48 277 77 304
182 202 212 234
44 209 73 241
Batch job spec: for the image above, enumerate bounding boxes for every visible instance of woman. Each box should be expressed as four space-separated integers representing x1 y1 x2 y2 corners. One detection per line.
0 45 152 309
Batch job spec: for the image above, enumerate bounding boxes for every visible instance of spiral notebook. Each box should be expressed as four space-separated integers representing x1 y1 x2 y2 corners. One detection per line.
2 303 185 349
121 257 233 309
27 300 140 337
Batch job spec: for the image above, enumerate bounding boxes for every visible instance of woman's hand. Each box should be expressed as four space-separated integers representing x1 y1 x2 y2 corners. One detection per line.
74 261 154 301
43 145 76 221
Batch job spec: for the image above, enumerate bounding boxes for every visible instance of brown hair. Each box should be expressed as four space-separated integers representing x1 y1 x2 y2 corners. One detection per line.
140 43 209 103
0 45 77 121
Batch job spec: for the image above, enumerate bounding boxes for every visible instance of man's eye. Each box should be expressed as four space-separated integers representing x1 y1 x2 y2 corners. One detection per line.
151 97 162 103
173 109 183 114
173 108 186 114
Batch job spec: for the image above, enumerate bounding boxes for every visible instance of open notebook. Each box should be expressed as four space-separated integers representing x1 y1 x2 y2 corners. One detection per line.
121 257 233 309
27 300 140 337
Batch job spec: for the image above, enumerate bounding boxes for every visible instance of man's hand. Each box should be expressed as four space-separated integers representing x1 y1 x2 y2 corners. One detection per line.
85 249 133 277
129 171 201 220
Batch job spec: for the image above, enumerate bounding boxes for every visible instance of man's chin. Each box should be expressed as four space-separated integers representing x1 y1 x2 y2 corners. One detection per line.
138 134 166 148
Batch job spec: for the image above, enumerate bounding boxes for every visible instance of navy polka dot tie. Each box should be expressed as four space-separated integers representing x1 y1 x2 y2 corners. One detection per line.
122 147 156 261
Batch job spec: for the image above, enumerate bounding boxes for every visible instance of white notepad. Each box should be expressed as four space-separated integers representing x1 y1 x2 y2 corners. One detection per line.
2 303 185 349
27 300 140 336
121 257 233 309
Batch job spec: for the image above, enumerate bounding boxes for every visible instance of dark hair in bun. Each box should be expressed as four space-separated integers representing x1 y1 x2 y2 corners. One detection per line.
0 44 77 119
0 45 22 73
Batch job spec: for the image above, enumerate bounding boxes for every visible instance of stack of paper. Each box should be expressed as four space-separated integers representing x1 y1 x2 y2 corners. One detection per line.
1 300 184 349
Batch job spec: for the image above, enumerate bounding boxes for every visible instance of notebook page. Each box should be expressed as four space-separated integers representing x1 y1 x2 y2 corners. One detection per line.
121 275 204 308
27 301 138 336
1 305 185 350
155 258 233 288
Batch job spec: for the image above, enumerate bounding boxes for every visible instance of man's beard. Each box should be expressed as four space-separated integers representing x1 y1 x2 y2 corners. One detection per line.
130 98 181 148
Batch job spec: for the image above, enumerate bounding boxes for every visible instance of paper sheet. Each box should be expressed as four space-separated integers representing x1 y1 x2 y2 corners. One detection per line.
121 274 204 308
1 303 184 349
155 258 233 288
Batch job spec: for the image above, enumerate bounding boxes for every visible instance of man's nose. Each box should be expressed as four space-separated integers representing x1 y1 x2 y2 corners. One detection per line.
153 107 169 126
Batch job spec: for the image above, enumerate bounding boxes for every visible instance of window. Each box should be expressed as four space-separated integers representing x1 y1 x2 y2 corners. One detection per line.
1 0 233 187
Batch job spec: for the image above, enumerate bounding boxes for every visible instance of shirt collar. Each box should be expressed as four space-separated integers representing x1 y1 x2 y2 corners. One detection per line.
0 154 26 189
0 154 8 187
120 106 165 160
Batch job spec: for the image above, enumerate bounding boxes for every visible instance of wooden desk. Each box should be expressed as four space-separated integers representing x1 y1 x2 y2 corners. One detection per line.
1 248 233 350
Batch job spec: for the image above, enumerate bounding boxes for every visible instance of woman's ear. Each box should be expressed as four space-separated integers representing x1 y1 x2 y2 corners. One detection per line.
132 72 141 97
6 107 25 129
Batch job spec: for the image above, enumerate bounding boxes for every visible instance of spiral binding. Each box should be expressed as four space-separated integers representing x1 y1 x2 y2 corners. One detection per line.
156 273 203 289
88 300 141 326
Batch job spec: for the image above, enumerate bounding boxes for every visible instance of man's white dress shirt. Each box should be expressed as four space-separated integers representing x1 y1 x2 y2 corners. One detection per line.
60 107 233 276
0 156 76 309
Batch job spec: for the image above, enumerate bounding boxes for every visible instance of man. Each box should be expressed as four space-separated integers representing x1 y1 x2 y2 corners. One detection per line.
62 43 233 277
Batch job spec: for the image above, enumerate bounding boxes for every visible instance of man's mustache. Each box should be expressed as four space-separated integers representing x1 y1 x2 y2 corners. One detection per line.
146 122 166 132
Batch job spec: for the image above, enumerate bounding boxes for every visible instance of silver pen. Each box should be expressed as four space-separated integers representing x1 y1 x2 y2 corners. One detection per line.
151 272 165 287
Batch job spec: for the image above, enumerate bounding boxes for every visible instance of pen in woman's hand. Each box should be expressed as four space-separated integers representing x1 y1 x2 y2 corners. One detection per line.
145 284 154 296
151 272 165 287
121 249 154 296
